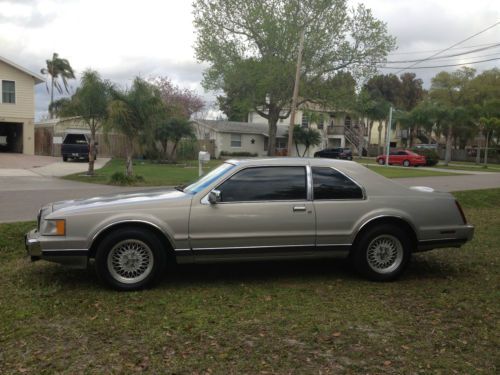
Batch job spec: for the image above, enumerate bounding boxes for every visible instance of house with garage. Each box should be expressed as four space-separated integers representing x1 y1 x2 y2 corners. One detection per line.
0 55 44 155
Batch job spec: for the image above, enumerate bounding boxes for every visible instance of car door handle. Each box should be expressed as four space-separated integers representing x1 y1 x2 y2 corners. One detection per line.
293 206 307 212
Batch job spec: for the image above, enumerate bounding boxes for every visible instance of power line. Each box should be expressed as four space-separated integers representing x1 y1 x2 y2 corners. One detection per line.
384 43 500 63
380 57 500 70
387 42 500 56
393 21 500 74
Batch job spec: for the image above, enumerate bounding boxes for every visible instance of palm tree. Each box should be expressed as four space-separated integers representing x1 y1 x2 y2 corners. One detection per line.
40 53 75 112
107 78 165 176
286 125 322 157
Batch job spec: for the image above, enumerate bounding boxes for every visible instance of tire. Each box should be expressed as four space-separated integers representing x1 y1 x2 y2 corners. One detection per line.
377 158 385 165
94 227 167 291
62 156 68 162
403 160 410 167
352 224 412 281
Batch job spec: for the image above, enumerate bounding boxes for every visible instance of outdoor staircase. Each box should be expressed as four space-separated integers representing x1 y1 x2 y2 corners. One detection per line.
344 126 361 150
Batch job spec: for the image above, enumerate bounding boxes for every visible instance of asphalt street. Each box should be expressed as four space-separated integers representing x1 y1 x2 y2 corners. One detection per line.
1 172 500 223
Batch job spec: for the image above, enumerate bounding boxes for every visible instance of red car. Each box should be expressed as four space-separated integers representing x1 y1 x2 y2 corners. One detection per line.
376 149 426 167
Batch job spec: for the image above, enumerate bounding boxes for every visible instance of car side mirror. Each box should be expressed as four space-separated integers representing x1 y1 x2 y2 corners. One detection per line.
208 189 221 204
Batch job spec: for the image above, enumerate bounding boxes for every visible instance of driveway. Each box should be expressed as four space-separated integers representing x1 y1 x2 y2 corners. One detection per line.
0 153 110 177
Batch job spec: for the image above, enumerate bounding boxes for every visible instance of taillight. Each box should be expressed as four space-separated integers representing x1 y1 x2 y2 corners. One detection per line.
455 200 467 224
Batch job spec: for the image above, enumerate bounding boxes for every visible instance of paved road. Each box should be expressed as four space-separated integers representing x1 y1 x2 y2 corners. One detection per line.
0 176 163 223
1 172 500 223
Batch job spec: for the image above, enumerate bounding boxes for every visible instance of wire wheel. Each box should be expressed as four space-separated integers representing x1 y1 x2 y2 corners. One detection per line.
107 239 154 284
366 234 404 274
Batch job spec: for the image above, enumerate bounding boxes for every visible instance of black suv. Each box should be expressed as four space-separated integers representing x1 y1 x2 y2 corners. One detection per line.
314 147 352 160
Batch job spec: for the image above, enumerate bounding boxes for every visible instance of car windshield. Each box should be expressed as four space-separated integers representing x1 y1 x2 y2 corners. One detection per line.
182 162 237 195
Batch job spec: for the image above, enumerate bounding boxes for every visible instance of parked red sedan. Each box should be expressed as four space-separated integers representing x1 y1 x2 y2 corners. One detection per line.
376 150 426 167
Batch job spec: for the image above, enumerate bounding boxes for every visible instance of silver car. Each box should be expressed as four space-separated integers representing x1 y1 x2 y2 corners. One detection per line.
25 158 474 290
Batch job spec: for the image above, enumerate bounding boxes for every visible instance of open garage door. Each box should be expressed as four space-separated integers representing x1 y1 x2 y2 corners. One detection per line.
0 122 23 153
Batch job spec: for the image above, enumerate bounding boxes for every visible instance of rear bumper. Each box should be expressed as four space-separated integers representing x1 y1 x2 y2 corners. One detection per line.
416 224 474 252
25 229 88 269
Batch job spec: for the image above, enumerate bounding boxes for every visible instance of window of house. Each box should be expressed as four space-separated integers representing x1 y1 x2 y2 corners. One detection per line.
276 138 287 149
217 166 307 202
344 116 351 128
312 167 363 200
230 134 241 147
2 80 15 104
301 113 309 128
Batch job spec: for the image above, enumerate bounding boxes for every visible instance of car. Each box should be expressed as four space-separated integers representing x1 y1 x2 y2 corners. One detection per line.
61 133 97 162
376 149 426 167
25 158 474 290
314 147 353 160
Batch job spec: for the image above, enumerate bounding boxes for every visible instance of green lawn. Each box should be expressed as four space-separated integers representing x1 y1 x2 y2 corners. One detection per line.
0 189 498 373
434 163 500 173
64 158 462 187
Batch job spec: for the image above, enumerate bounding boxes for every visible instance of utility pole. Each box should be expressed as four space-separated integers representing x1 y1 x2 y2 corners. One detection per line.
287 29 305 157
385 106 393 167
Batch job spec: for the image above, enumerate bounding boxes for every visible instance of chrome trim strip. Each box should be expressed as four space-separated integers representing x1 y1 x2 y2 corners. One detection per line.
316 243 352 247
357 215 417 234
419 237 460 243
192 244 315 251
306 164 313 201
174 248 191 252
43 248 88 252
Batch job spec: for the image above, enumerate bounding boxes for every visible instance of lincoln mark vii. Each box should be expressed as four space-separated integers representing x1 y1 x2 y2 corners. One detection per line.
25 158 474 290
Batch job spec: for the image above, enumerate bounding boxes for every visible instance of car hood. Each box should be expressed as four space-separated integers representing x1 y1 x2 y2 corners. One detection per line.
50 189 190 214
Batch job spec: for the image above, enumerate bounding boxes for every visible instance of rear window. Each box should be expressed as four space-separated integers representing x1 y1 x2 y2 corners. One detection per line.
63 134 88 144
312 167 363 200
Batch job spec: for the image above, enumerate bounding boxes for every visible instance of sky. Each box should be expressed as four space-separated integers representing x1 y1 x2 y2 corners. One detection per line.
0 0 499 120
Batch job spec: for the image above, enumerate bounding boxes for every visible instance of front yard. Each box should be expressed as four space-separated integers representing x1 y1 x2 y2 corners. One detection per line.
63 158 462 187
0 189 498 374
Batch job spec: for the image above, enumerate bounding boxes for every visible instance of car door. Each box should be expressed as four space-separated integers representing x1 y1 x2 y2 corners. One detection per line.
397 151 408 164
311 166 366 253
188 166 316 261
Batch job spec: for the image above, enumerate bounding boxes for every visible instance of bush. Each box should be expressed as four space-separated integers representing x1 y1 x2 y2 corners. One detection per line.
109 172 145 185
411 148 439 166
220 151 258 157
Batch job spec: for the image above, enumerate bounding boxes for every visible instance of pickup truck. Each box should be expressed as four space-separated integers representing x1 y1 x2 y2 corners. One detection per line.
61 133 97 162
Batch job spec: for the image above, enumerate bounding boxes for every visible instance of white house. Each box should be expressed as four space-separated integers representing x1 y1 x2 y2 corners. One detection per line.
0 55 44 154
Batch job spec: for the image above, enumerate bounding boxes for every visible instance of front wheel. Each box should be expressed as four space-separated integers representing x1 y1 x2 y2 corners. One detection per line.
95 227 167 290
352 224 412 281
403 160 411 167
377 158 385 165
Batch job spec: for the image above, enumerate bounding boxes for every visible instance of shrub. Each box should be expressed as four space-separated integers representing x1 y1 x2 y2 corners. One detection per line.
411 148 439 166
109 172 145 185
220 151 258 157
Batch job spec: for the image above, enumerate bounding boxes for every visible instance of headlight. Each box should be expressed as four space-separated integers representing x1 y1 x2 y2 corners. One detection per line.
40 219 66 236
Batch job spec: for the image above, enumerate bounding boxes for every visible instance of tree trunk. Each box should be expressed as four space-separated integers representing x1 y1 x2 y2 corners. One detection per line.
267 118 278 156
125 138 134 177
475 143 481 165
358 120 364 158
87 127 96 176
368 120 374 147
444 126 452 166
377 122 383 154
169 140 179 163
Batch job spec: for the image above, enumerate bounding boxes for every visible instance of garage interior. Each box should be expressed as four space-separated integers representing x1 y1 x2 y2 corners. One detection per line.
0 122 23 153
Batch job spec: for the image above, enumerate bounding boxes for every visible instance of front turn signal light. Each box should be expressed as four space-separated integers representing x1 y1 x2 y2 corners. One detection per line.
41 219 66 236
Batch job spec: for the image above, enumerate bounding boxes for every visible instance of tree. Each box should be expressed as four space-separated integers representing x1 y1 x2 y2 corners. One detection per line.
155 117 195 162
430 67 475 165
286 125 322 157
40 53 75 112
478 99 500 166
193 0 396 156
58 70 112 175
399 72 424 111
107 78 165 177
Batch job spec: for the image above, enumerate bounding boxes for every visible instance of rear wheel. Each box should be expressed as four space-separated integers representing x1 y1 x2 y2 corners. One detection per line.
352 224 412 281
403 159 411 167
62 156 68 162
95 227 167 290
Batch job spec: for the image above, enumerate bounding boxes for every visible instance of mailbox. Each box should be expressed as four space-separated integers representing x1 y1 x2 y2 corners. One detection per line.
198 151 210 163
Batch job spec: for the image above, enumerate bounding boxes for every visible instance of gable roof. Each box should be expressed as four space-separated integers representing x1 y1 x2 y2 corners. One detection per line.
0 55 45 84
194 119 289 138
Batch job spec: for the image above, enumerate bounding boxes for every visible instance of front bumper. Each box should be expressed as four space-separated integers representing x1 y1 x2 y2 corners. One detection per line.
24 229 88 269
25 229 42 261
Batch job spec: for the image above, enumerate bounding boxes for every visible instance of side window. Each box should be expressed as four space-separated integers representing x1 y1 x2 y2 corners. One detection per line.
397 151 407 155
218 166 306 202
312 167 363 200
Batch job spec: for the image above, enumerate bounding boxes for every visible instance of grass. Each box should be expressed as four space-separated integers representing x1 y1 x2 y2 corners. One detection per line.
63 159 223 186
434 164 500 172
0 189 498 373
64 158 462 187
